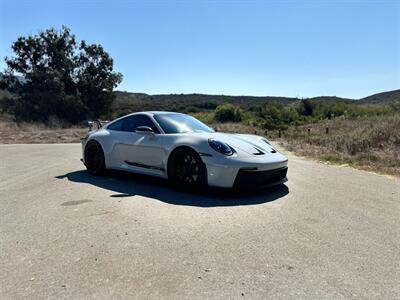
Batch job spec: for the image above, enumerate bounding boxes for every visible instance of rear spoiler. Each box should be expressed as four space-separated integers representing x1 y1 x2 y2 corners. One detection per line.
87 120 109 132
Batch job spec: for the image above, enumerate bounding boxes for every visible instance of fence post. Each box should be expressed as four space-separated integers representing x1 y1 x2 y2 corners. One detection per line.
326 127 329 135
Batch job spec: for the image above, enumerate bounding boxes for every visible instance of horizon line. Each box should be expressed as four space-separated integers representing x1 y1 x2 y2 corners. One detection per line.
114 88 400 101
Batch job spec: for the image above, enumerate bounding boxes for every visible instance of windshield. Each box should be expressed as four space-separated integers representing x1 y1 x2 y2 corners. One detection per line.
153 113 214 134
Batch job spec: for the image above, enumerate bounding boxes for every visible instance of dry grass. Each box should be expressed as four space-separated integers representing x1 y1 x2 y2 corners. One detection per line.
0 116 86 144
280 114 400 176
212 122 265 135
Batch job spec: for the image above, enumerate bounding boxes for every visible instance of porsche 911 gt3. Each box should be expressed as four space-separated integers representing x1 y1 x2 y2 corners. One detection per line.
81 112 288 191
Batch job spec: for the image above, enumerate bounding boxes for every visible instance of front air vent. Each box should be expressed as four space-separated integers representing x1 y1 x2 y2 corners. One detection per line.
253 147 265 155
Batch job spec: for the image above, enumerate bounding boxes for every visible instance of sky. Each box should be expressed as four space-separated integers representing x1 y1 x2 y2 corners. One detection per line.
0 0 399 99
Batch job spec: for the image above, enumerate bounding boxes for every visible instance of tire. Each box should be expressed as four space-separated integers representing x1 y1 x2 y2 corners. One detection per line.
84 140 105 175
168 147 207 192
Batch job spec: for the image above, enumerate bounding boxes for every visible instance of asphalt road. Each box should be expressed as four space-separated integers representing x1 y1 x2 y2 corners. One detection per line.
0 144 399 299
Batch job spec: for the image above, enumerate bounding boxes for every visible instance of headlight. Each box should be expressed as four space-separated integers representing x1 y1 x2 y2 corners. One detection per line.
208 139 234 156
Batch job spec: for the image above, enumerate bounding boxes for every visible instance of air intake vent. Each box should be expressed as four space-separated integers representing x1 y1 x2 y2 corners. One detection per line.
253 147 265 155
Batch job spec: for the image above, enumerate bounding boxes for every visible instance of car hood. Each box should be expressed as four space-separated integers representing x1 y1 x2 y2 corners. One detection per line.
191 132 277 156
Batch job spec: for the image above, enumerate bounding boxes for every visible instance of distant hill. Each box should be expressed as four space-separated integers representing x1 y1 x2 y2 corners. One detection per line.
114 91 301 105
111 89 400 116
359 89 400 104
1 83 399 117
112 91 358 115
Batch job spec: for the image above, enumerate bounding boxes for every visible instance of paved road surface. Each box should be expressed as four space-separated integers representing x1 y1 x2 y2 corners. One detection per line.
0 144 399 299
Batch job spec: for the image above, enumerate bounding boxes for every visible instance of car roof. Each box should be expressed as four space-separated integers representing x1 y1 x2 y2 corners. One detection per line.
105 111 183 127
125 111 182 117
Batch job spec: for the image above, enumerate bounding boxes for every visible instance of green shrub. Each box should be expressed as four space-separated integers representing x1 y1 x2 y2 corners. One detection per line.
214 104 243 122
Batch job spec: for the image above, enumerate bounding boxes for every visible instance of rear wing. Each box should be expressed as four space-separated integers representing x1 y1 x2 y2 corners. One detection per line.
87 120 109 132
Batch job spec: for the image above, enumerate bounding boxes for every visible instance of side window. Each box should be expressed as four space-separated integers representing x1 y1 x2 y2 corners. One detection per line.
121 115 160 133
107 119 124 131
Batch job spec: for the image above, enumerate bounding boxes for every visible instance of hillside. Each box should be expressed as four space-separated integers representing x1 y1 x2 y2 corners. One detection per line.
359 89 400 104
112 91 355 116
2 88 399 119
115 91 301 104
112 89 400 114
113 91 301 107
111 90 400 117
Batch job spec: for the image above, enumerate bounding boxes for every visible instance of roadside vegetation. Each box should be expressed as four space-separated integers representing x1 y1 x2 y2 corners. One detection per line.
0 114 85 143
0 26 399 176
281 114 400 176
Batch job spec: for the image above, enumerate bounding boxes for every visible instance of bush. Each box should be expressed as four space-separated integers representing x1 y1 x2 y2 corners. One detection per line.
214 104 243 122
256 102 300 130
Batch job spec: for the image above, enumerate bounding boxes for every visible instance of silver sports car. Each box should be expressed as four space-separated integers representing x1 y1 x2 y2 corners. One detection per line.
82 112 288 191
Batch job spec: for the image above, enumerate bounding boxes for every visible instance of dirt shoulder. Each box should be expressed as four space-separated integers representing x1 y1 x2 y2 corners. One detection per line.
0 118 86 144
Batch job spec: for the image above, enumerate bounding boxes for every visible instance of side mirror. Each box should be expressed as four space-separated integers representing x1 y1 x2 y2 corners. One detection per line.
135 126 154 134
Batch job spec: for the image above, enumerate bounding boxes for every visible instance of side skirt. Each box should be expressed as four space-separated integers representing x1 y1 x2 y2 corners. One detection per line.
124 161 166 172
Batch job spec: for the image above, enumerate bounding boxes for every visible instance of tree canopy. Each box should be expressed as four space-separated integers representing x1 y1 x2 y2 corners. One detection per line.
0 26 122 123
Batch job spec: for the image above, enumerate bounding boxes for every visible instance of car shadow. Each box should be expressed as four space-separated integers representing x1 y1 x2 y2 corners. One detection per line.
56 170 289 207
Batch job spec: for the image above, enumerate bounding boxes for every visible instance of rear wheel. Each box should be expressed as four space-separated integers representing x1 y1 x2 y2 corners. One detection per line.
168 147 206 192
84 140 105 175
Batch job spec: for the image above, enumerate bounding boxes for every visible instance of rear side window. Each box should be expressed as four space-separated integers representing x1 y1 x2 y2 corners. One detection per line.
107 119 124 131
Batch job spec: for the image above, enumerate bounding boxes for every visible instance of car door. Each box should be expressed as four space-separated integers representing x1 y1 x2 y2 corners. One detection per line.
115 114 166 174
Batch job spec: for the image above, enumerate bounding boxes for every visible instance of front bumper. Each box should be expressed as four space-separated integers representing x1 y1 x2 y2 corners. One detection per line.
201 153 288 188
233 167 288 189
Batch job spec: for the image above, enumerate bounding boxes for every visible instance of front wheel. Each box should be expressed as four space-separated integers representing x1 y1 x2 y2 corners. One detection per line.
84 140 105 175
168 148 207 192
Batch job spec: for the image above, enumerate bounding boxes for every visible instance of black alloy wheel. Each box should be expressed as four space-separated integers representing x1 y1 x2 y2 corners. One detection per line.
84 140 105 175
168 148 206 191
